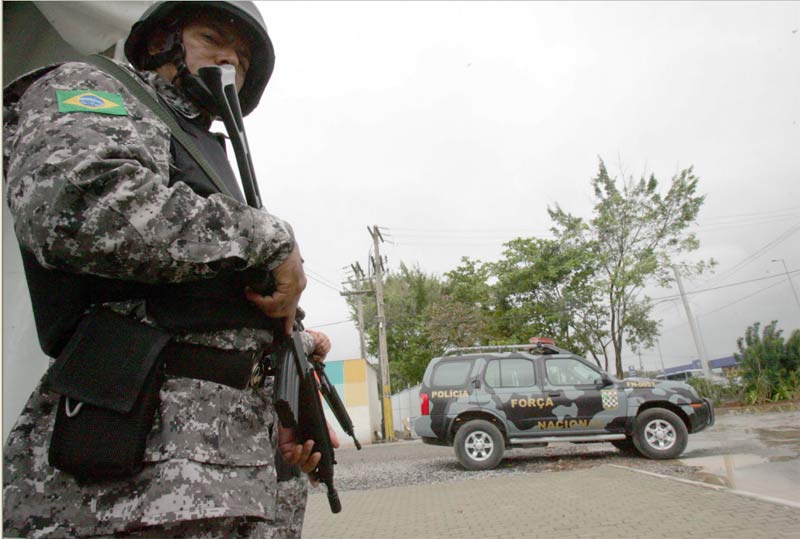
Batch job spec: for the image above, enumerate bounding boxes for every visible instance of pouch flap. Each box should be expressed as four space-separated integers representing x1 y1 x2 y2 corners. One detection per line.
47 308 171 413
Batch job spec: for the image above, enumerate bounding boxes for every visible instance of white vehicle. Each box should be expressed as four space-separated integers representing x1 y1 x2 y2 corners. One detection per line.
656 369 730 386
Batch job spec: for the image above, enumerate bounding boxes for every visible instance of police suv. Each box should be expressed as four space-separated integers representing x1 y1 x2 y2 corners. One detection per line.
414 339 714 470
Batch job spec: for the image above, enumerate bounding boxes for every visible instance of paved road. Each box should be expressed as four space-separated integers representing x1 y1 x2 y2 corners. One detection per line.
304 465 800 539
304 407 800 538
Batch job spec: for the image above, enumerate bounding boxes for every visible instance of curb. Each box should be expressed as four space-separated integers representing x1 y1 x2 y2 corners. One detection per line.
609 464 800 510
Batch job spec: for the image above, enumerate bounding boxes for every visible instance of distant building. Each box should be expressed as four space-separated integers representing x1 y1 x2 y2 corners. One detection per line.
662 356 739 376
321 358 382 446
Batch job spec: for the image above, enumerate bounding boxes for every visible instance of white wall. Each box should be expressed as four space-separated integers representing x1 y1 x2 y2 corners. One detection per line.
391 384 422 439
3 205 50 441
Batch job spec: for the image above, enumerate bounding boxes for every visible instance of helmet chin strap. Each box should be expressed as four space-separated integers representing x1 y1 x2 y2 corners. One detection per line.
176 67 220 117
146 28 220 117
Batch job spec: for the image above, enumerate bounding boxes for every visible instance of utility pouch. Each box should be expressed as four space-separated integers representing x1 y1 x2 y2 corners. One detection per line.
47 308 171 482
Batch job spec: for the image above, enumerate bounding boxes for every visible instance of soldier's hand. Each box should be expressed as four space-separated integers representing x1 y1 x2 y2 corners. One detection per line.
305 329 331 363
278 424 320 474
245 246 306 334
278 423 341 480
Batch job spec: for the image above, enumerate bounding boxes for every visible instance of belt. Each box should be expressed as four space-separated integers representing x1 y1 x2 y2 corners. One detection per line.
160 341 271 390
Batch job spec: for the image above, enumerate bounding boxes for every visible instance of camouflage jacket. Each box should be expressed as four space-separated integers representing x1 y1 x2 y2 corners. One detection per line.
2 60 311 538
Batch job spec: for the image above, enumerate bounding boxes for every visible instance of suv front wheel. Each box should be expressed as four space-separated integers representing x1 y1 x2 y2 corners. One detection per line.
632 408 688 459
454 419 504 470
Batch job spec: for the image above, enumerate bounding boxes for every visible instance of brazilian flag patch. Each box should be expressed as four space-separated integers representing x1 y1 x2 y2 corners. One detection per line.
56 89 127 116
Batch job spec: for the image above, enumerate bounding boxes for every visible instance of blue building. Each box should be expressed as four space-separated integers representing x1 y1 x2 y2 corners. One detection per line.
663 355 739 376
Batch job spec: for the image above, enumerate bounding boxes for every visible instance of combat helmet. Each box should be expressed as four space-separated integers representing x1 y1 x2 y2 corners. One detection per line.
124 1 274 116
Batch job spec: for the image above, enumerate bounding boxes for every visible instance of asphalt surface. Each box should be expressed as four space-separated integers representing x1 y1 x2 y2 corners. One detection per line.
304 406 800 538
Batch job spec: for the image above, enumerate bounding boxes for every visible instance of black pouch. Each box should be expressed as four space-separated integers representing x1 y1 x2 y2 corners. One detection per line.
47 308 171 482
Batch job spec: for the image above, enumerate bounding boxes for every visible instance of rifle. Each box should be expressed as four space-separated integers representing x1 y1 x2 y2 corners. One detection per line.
197 66 358 513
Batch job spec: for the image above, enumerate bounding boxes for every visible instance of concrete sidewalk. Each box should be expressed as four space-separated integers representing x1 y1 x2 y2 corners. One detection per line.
304 465 800 539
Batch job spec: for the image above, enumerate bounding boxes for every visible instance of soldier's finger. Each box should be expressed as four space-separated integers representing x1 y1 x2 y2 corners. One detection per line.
246 288 293 320
283 310 296 335
300 451 321 474
328 421 340 449
280 443 302 465
297 439 314 464
244 287 275 313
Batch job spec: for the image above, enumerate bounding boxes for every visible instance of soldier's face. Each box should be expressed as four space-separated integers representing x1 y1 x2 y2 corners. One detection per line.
150 13 252 92
181 17 252 92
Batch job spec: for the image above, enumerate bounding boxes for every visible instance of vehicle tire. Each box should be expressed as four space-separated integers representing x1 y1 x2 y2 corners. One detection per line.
632 408 688 460
611 438 639 455
453 420 504 471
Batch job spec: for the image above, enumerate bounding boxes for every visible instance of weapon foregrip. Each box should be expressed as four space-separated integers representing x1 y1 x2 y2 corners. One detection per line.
273 347 300 428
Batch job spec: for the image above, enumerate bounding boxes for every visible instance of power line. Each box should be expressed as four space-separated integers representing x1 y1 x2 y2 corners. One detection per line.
696 222 800 286
306 319 353 329
305 273 340 292
698 279 787 318
304 265 345 293
388 226 551 235
652 269 800 302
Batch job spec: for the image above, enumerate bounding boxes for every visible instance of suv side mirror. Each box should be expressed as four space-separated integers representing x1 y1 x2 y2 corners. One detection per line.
472 378 481 389
595 374 613 388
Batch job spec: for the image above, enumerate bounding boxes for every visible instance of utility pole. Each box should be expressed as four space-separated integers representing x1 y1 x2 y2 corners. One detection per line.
637 349 644 374
340 262 372 360
772 259 800 314
354 295 367 360
656 340 666 374
368 225 394 442
672 265 712 378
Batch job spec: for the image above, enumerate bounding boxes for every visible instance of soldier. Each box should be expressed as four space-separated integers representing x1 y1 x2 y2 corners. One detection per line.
3 1 333 537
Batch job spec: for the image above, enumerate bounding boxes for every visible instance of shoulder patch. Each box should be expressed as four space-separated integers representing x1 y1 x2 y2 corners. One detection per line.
56 89 127 116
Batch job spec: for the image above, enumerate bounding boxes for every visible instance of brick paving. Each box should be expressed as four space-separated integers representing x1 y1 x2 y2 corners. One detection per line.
303 465 800 539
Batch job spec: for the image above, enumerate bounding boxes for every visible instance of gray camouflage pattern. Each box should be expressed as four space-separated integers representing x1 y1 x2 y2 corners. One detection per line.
416 350 713 444
3 60 313 537
4 61 295 282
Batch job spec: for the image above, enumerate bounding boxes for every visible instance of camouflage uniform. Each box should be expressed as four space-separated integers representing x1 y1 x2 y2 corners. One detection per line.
3 60 312 538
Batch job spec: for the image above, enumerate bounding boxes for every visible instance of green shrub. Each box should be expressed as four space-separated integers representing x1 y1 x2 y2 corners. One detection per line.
687 377 743 406
735 322 800 404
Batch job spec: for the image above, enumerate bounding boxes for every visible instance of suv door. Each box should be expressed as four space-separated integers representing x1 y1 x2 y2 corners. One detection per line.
481 356 543 437
540 356 627 433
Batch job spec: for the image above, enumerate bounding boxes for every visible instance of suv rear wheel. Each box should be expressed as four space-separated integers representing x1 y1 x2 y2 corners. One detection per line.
454 419 504 470
632 408 688 459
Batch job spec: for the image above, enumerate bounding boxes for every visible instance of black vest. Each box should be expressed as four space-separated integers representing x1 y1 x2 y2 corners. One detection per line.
20 110 275 358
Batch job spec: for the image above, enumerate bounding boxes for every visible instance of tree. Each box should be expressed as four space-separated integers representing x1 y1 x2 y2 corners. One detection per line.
433 257 494 348
736 321 800 403
549 159 710 377
489 238 602 361
347 263 444 388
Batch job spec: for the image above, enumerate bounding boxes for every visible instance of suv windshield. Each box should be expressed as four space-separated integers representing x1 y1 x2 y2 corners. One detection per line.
545 357 602 386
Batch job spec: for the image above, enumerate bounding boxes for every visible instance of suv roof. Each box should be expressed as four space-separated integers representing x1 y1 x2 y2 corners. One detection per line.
442 343 571 357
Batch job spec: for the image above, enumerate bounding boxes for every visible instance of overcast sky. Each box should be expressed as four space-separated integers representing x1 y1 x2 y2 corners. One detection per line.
244 1 799 372
4 2 800 435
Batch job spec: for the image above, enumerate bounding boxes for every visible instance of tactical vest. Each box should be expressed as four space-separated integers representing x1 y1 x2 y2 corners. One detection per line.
14 66 275 359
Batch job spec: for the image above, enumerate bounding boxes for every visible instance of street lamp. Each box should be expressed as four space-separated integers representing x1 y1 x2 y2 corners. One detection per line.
771 259 800 313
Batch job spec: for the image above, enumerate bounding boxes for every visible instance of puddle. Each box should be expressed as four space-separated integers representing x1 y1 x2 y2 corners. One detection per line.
680 452 800 503
753 428 800 451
